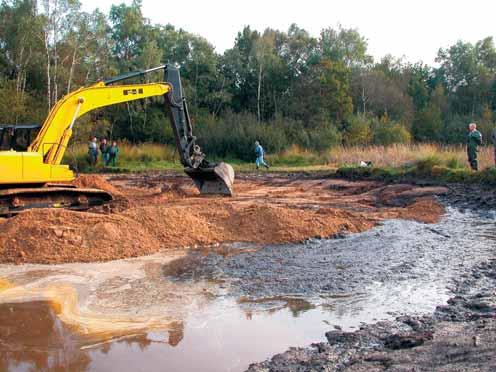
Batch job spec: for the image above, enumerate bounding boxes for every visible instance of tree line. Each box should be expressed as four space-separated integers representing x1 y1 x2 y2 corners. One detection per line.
1 0 495 160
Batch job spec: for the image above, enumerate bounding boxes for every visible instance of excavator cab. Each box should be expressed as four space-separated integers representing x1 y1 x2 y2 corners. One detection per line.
0 124 41 151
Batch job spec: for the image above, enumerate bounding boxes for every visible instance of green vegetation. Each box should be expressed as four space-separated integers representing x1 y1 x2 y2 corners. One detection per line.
336 163 496 186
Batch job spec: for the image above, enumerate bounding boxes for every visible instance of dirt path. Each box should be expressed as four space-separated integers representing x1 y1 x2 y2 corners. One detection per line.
0 173 447 264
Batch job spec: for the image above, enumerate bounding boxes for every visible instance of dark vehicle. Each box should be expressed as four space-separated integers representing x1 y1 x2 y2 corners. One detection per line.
0 124 41 151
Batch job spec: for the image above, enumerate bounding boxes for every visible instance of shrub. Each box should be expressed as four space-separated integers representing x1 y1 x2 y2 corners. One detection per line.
445 156 463 169
195 111 290 161
342 115 372 146
443 115 471 144
307 124 342 152
412 105 443 142
372 122 411 145
415 155 442 176
195 111 342 160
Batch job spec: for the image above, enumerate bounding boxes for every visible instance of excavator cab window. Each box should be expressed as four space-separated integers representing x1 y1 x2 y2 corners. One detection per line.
0 125 41 151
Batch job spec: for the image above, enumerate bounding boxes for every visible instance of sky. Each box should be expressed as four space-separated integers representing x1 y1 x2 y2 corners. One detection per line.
81 0 496 65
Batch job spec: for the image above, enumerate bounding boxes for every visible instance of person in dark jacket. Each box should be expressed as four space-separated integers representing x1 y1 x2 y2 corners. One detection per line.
467 123 482 171
108 141 120 167
99 138 110 166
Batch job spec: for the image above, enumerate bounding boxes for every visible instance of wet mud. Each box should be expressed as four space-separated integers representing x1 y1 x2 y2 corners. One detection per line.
0 174 495 371
246 206 496 371
167 208 493 301
247 258 496 372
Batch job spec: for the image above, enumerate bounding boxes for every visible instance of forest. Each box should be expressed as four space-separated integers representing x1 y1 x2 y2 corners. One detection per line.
1 0 496 161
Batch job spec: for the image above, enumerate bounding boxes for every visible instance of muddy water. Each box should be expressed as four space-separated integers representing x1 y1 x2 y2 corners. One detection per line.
0 207 495 372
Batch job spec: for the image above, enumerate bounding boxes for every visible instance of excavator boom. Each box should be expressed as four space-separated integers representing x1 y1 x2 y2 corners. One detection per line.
0 64 234 216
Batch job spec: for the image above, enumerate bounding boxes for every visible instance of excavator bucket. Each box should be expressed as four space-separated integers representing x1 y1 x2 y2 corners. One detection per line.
163 65 235 197
184 162 235 196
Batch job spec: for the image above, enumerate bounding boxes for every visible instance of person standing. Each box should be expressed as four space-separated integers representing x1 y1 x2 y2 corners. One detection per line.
467 123 482 171
100 138 110 166
254 141 269 169
88 136 98 166
108 141 120 167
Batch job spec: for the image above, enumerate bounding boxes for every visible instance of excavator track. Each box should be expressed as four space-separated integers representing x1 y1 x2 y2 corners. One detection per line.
0 186 113 217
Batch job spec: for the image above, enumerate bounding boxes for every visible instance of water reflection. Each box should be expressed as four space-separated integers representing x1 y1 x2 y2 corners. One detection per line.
0 301 187 372
238 296 316 317
0 285 430 372
0 301 91 372
0 278 480 372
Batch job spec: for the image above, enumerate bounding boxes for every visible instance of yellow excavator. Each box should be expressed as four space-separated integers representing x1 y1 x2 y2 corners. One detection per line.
0 65 234 216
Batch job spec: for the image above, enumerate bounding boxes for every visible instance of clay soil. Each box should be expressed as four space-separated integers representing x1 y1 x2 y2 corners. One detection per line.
0 173 447 264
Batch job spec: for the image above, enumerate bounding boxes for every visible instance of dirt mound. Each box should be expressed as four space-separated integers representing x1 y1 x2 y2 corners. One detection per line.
0 204 370 265
396 197 445 224
0 209 161 264
0 175 447 265
222 205 369 244
123 205 227 247
72 175 123 197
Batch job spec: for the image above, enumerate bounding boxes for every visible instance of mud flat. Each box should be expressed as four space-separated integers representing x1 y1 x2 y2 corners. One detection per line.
246 204 496 371
1 173 495 371
0 199 495 371
0 173 446 264
247 258 496 372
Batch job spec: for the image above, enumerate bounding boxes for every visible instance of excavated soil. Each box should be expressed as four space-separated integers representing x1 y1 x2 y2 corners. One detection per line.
0 173 448 264
71 174 123 197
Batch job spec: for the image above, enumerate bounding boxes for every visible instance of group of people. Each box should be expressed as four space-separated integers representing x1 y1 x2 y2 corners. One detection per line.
88 137 119 167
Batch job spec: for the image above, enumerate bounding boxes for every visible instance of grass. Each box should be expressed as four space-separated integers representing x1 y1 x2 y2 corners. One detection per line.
64 142 496 184
336 163 496 185
64 142 181 173
324 144 493 169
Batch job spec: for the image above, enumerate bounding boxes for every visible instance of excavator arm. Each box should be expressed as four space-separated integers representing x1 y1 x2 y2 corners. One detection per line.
0 65 234 215
27 64 234 195
29 81 171 165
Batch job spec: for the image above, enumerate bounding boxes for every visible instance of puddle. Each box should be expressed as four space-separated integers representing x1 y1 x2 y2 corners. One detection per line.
0 279 461 372
0 207 495 371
